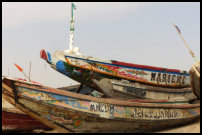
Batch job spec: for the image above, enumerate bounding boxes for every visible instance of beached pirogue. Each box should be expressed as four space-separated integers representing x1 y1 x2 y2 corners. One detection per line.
40 2 196 100
39 2 196 100
2 77 200 133
40 49 196 100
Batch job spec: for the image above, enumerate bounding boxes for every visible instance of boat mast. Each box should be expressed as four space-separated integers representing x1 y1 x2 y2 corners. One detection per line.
172 23 199 63
69 2 76 51
65 3 81 55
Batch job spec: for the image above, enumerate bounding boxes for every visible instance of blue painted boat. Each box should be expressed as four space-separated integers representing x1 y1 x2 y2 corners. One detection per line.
39 2 193 100
40 49 196 100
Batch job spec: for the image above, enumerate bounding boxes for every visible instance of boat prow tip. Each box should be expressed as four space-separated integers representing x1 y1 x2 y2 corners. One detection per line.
40 49 48 61
40 49 52 64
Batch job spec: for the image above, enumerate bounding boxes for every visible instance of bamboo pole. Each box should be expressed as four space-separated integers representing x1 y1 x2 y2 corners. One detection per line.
22 71 30 81
14 63 30 81
29 61 31 82
172 23 199 63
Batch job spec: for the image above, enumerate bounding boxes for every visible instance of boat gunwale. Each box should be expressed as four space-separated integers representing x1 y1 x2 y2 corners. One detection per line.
109 79 193 93
63 54 189 76
7 93 201 122
52 51 191 88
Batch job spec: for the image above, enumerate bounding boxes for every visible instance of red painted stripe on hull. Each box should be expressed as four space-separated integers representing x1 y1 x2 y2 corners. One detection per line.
2 111 51 131
111 61 181 73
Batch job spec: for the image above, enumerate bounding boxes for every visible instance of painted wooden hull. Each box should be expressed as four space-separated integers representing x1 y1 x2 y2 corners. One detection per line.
40 49 194 100
2 86 51 132
57 84 97 95
190 62 200 98
2 77 200 133
92 78 196 100
2 109 51 132
40 49 191 88
2 96 24 114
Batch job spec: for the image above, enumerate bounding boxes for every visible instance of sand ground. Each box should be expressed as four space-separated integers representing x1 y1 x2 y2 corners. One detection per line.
155 119 200 133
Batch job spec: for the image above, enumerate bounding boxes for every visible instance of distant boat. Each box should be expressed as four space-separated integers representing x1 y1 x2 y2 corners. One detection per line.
190 62 200 98
2 77 200 133
40 49 195 100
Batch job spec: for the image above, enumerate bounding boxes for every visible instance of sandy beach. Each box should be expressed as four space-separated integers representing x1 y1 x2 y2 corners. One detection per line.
155 119 200 133
32 119 200 133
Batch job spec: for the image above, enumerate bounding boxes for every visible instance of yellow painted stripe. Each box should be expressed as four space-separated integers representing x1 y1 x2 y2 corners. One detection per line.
64 57 186 87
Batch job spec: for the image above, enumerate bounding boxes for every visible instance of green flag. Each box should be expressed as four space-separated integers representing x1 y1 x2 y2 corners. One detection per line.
72 3 76 10
71 3 76 21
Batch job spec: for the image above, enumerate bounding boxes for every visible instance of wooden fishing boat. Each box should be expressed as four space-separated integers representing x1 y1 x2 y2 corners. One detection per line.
2 97 51 132
39 3 192 99
190 62 200 98
2 77 200 133
92 78 196 100
41 49 190 88
40 49 195 100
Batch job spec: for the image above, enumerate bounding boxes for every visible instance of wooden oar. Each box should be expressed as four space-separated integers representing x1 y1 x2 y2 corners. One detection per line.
172 23 199 63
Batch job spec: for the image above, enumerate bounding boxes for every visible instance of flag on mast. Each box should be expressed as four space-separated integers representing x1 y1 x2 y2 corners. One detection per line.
72 3 76 10
71 3 76 22
14 63 31 81
14 63 23 72
70 3 76 31
173 23 181 34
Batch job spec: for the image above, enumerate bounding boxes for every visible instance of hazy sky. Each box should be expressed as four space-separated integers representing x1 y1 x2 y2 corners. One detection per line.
2 2 200 88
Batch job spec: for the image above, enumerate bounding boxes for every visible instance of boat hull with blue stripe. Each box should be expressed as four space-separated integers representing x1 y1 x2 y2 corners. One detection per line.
40 49 194 100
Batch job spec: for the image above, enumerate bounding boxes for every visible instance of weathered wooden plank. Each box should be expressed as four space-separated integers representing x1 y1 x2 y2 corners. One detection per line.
93 78 197 100
2 83 13 94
